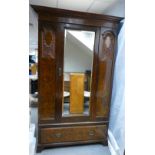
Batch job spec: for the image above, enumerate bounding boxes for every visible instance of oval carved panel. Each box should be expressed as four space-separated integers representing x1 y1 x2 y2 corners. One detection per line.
100 31 115 61
42 27 55 59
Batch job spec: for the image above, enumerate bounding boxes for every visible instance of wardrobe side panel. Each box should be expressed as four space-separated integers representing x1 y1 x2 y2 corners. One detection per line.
38 22 56 120
96 28 116 118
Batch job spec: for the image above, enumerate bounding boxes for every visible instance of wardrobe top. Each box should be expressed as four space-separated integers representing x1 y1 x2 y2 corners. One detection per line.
31 5 124 23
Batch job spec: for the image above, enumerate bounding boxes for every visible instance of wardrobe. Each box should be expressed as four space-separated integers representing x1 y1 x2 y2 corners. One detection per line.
31 5 123 152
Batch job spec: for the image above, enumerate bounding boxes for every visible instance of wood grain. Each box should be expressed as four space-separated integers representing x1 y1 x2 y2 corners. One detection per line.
70 73 84 114
40 125 107 144
38 23 56 119
96 30 116 117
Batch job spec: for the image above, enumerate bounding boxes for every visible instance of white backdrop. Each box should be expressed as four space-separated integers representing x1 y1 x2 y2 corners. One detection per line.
108 23 125 155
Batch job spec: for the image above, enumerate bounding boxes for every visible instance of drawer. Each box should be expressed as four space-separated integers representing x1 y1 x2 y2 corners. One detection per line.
40 125 107 144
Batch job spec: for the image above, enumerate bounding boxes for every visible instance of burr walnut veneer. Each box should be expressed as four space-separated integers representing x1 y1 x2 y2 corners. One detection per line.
31 5 123 152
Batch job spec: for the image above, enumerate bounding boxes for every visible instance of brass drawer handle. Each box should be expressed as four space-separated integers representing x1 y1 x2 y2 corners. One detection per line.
55 133 62 138
50 133 62 138
89 130 95 136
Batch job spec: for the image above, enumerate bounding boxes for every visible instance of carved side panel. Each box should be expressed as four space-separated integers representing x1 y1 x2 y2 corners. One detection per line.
96 31 116 118
39 24 56 119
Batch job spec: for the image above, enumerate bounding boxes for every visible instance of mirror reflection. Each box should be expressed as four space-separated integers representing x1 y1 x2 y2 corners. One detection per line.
62 29 95 116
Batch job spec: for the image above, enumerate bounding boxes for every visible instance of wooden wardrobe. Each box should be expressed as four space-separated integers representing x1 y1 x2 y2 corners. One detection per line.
31 5 123 152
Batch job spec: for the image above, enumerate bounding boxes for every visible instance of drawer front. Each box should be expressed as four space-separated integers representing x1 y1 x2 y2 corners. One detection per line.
40 125 107 144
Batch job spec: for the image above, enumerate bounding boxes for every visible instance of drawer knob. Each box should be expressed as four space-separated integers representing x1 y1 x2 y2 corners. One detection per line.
89 130 95 136
55 133 62 138
50 133 62 138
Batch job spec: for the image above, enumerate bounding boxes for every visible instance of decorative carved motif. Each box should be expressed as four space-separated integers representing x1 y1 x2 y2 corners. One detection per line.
100 31 115 61
42 27 55 59
105 36 111 48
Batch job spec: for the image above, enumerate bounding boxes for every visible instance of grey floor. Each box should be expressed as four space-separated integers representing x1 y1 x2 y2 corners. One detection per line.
30 107 111 155
35 144 110 155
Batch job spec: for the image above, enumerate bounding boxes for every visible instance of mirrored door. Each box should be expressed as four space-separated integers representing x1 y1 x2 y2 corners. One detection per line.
62 29 95 117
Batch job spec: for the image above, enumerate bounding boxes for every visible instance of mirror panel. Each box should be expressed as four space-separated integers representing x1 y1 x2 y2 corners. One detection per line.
62 29 95 117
